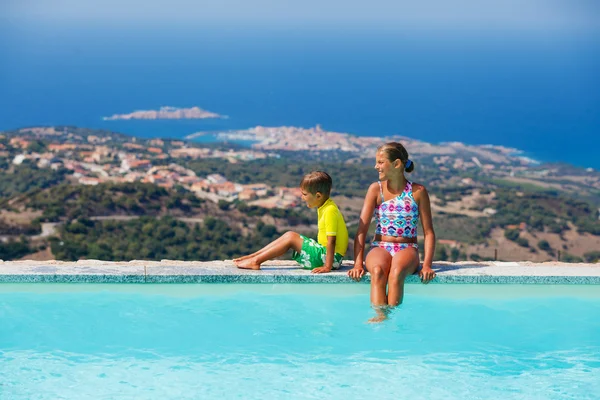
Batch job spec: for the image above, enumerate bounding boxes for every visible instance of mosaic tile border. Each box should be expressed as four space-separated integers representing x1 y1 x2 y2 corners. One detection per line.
0 260 598 284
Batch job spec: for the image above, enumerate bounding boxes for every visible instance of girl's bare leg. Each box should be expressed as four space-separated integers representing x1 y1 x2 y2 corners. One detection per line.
365 247 392 322
387 248 420 306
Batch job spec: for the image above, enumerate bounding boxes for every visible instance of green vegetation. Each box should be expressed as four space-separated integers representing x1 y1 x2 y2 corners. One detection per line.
503 228 528 247
183 155 443 198
0 237 32 260
0 220 41 235
183 157 376 197
537 239 554 255
26 182 202 222
469 253 495 262
51 216 280 261
490 190 598 235
236 202 312 226
435 246 448 261
583 251 600 263
537 240 552 252
485 177 560 194
560 252 583 263
0 164 68 202
504 229 520 241
2 125 600 262
430 214 491 244
434 246 464 262
183 158 600 237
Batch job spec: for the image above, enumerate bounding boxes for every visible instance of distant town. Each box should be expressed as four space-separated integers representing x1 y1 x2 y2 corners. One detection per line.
3 125 599 210
189 124 546 166
2 127 302 209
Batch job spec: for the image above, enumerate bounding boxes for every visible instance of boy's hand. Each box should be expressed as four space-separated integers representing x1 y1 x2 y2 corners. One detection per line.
312 266 332 274
348 267 365 282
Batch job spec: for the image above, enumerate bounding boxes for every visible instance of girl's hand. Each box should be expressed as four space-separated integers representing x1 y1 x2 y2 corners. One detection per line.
419 266 436 284
348 267 365 282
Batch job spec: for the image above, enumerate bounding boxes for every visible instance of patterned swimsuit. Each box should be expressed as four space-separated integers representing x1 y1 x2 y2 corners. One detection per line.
371 180 419 257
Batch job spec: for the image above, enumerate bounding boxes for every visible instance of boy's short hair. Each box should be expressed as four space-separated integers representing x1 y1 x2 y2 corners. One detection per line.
300 171 332 197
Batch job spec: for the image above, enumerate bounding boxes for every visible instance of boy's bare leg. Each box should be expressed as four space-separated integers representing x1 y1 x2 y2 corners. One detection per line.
234 234 292 262
387 249 419 306
235 232 304 270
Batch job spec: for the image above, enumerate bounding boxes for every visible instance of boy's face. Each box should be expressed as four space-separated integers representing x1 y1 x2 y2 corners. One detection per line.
300 189 322 208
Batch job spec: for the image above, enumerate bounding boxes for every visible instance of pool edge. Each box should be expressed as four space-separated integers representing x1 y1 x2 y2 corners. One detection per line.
1 260 599 284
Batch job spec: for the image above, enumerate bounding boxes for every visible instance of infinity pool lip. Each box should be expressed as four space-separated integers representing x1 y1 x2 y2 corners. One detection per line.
2 283 600 298
0 260 599 284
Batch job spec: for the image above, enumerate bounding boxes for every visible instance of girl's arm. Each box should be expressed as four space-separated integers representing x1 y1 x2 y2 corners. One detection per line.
415 185 436 283
349 183 378 281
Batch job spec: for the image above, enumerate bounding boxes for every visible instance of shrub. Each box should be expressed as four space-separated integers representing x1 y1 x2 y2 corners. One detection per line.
583 251 600 263
561 252 583 263
515 237 529 248
504 229 520 242
537 240 552 252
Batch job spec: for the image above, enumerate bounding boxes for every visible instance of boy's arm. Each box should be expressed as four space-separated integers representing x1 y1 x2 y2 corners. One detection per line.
312 235 336 274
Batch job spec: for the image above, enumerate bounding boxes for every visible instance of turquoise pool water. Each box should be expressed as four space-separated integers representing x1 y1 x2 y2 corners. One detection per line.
1 284 599 399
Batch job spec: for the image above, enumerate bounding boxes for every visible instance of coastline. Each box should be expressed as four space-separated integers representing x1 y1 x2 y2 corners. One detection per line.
1 119 593 170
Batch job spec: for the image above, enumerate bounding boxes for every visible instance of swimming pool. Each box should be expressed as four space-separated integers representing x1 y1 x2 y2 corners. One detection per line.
1 284 599 399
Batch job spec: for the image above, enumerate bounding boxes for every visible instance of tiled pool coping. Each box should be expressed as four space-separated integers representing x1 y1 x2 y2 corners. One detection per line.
0 260 599 284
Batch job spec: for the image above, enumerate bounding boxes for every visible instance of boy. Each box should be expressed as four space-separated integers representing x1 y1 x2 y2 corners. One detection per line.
234 171 348 273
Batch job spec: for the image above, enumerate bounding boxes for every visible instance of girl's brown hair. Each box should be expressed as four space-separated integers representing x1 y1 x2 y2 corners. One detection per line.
377 142 414 173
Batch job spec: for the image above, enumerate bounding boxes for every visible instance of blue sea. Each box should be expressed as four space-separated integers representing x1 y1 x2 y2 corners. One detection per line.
1 23 599 168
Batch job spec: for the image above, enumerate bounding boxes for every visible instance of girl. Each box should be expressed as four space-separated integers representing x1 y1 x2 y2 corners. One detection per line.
349 142 436 319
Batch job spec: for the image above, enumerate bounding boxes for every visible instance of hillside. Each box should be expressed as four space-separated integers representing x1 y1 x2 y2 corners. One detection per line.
1 126 599 263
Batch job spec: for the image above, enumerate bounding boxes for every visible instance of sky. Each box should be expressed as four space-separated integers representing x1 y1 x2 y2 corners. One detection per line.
3 0 599 33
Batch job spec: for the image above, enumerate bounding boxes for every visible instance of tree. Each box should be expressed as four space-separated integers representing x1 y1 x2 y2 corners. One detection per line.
583 251 600 263
450 247 460 262
435 246 448 261
538 240 552 252
504 229 520 242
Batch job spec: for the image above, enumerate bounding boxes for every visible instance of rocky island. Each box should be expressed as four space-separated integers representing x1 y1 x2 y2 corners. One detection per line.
103 106 224 121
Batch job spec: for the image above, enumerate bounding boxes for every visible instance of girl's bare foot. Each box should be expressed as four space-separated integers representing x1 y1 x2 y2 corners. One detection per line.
234 258 262 270
367 314 388 323
367 306 390 323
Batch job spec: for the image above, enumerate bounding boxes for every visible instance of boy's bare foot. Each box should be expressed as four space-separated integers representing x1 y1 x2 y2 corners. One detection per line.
234 258 262 270
234 253 257 262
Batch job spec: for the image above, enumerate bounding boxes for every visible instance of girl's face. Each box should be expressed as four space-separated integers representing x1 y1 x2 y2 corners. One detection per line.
374 151 400 180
